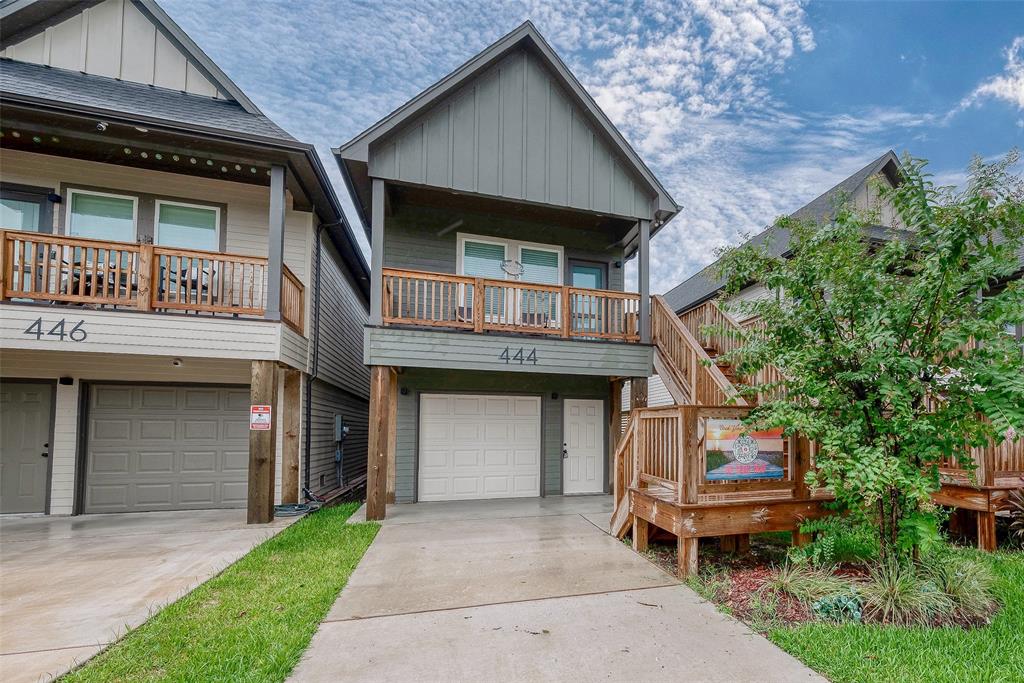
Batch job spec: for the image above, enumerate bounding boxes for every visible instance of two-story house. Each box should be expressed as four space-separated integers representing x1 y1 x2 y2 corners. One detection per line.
0 0 370 523
335 22 678 519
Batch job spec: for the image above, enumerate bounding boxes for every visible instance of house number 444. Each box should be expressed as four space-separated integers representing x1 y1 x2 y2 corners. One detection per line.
499 346 538 365
24 317 88 342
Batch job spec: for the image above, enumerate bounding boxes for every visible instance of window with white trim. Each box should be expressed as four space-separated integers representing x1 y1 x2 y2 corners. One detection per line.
67 190 137 243
155 200 220 251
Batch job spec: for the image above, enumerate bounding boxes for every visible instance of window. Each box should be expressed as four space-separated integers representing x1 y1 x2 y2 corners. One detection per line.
67 190 137 242
457 234 563 285
156 201 219 251
0 186 50 232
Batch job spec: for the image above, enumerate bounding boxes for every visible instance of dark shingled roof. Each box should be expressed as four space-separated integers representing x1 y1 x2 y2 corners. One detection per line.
0 58 296 142
662 151 903 313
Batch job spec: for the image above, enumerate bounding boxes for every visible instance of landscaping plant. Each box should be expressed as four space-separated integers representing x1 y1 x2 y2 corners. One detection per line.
715 151 1024 560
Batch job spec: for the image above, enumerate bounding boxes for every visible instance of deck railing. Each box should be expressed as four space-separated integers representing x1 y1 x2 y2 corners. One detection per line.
0 230 304 331
381 267 640 342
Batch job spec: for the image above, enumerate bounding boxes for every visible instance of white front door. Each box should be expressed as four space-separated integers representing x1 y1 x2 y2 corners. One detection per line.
418 394 541 501
562 398 604 494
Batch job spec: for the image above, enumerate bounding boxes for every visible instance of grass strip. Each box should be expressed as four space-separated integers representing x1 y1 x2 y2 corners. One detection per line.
62 503 378 683
769 548 1024 683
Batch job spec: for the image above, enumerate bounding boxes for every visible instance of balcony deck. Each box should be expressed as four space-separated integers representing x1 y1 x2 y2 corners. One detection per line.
0 230 304 334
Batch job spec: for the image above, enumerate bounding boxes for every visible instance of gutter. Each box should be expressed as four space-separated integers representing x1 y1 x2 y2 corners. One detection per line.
303 221 328 501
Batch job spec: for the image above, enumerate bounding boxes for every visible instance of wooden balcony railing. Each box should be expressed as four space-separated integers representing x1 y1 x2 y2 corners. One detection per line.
381 267 640 342
0 230 304 332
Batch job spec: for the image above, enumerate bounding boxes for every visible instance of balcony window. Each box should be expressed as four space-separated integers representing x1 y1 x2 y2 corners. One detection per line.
156 201 219 251
1 185 51 232
67 190 137 242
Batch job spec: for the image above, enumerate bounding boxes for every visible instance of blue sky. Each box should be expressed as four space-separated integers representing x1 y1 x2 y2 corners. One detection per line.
162 0 1024 293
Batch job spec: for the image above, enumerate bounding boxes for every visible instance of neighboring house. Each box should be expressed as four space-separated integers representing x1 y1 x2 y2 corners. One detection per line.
632 151 909 409
0 0 370 522
335 21 678 518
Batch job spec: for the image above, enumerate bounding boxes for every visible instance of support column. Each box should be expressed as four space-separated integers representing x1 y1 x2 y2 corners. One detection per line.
977 510 997 551
638 218 651 344
368 178 386 326
265 164 287 321
281 369 301 505
678 537 698 578
631 377 648 409
366 365 394 520
632 517 649 552
248 360 278 524
609 378 623 461
386 369 398 504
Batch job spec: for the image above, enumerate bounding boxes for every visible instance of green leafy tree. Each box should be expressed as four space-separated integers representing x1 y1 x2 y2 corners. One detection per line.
715 152 1024 558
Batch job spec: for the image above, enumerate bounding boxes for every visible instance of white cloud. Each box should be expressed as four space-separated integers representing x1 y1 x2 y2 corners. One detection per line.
160 0 932 293
954 36 1024 113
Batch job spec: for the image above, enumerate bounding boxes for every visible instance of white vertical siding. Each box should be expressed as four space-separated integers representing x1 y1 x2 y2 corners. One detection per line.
2 0 225 99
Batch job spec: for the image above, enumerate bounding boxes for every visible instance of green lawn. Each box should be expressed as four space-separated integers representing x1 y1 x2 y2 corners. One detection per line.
770 549 1024 683
62 503 378 683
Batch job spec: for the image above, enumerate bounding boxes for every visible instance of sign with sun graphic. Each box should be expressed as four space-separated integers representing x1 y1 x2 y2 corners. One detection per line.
705 419 785 481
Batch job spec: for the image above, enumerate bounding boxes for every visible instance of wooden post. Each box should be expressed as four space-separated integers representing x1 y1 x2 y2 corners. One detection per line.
609 379 623 460
473 277 484 333
681 406 699 505
137 243 153 311
736 534 750 554
0 230 7 301
386 369 398 504
632 517 649 552
561 286 571 338
977 510 997 551
366 365 393 520
792 436 813 546
678 537 699 578
281 369 301 505
720 535 737 553
631 377 648 409
248 360 278 524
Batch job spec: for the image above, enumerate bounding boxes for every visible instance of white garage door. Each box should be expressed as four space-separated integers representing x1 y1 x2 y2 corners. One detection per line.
418 394 541 501
84 385 249 513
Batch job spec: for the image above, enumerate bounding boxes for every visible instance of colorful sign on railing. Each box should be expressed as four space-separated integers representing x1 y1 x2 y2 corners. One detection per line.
705 419 785 481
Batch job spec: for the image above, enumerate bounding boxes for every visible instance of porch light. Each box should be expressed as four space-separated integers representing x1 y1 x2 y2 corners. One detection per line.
190 158 196 164
124 147 131 154
11 131 20 137
51 136 59 143
173 155 180 161
206 160 213 166
155 154 162 160
220 166 227 172
140 152 148 159
234 164 241 171
135 127 149 133
250 167 257 173
32 136 41 143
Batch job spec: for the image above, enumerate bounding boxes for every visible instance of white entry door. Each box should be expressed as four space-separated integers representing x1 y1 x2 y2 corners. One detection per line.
562 399 604 494
418 394 541 501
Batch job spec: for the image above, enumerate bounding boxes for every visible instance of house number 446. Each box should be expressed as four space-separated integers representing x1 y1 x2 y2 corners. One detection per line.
24 317 88 342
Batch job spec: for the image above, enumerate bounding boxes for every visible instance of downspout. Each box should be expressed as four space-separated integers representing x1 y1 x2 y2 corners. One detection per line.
303 222 327 502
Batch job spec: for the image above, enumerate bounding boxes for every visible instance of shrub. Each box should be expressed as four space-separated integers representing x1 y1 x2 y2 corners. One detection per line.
812 592 863 623
920 552 997 621
859 559 953 625
763 562 851 604
1007 489 1024 546
787 517 879 567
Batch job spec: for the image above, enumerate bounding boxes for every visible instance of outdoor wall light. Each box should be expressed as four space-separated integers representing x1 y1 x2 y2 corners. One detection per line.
614 261 622 268
400 387 409 396
551 392 558 400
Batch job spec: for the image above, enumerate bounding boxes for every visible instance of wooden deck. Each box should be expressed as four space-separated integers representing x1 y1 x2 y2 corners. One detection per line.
611 404 832 577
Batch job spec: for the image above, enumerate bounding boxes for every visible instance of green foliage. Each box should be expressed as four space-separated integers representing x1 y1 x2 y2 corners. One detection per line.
919 551 997 622
859 559 954 625
812 593 863 623
788 517 879 566
1007 489 1024 545
897 511 945 556
763 562 850 603
715 151 1024 559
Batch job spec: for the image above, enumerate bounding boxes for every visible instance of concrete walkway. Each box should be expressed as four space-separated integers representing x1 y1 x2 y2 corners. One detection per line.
0 509 296 683
290 497 823 682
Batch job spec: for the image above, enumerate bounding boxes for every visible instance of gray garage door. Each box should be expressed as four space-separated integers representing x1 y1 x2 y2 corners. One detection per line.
84 385 249 513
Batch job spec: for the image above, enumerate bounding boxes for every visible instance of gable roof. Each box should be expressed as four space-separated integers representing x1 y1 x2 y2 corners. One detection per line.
0 0 261 114
334 20 678 230
662 151 904 313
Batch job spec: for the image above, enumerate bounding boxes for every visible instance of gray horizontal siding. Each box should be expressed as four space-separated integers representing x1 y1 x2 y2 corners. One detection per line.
365 327 652 377
313 233 371 400
308 378 369 495
393 368 609 502
369 47 653 221
384 203 625 292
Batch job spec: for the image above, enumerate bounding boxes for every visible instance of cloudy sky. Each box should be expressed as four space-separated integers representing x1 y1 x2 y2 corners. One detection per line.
162 0 1023 293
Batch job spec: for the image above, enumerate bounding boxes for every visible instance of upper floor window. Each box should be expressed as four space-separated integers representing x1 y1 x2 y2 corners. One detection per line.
67 190 137 242
0 185 51 232
457 233 563 285
155 200 219 251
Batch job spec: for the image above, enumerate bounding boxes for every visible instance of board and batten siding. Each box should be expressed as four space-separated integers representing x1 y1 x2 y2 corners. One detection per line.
369 47 653 221
2 0 224 98
2 150 312 285
312 235 370 399
392 368 609 502
365 327 652 378
308 378 369 495
383 204 625 292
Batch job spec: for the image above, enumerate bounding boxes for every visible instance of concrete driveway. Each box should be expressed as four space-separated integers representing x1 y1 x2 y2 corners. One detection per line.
0 510 296 683
290 496 823 682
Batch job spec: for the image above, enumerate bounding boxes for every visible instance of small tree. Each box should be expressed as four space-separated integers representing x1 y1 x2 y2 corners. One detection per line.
716 152 1024 558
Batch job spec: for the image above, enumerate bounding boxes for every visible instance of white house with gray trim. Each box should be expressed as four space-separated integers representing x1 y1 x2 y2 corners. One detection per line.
335 21 678 517
0 0 370 521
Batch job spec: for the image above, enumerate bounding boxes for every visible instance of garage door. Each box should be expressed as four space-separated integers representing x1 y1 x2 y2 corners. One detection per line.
84 385 249 513
418 394 541 501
